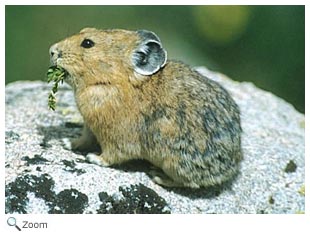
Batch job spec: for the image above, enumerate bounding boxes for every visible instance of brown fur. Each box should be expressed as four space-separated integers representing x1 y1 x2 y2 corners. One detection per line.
49 28 242 188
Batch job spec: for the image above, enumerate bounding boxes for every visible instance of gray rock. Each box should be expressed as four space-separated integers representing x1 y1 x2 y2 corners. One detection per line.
5 67 305 214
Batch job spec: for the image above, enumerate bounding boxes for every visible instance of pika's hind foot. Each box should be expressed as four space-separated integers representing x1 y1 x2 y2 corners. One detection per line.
86 153 111 166
151 176 183 188
149 168 183 188
149 168 200 188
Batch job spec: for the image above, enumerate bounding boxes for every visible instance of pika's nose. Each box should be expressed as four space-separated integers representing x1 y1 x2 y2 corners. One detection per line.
49 44 62 59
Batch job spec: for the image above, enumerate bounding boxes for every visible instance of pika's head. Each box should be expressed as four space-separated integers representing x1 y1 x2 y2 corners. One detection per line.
49 28 167 90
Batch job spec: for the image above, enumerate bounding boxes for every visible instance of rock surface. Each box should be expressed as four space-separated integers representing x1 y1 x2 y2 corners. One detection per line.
5 67 305 214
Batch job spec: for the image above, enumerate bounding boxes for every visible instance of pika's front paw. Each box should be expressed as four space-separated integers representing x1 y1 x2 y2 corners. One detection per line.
86 153 111 167
62 138 73 150
62 137 86 151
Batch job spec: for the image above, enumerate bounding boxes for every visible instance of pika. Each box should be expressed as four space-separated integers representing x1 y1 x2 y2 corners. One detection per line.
49 28 242 188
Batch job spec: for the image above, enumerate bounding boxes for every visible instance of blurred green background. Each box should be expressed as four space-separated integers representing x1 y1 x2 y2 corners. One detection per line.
5 5 305 113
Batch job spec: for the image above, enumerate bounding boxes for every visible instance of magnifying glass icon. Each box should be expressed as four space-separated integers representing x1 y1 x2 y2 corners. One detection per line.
7 217 21 231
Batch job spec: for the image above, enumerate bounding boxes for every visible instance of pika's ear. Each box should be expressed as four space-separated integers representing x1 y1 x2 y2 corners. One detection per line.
132 30 167 76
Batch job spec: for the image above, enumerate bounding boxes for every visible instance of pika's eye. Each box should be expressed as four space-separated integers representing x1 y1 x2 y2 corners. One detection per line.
81 39 95 48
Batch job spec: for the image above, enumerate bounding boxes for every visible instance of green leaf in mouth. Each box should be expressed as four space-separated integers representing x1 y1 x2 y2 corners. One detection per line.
47 66 68 111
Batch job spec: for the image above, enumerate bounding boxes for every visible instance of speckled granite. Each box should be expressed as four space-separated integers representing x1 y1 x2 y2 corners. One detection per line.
5 67 305 214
